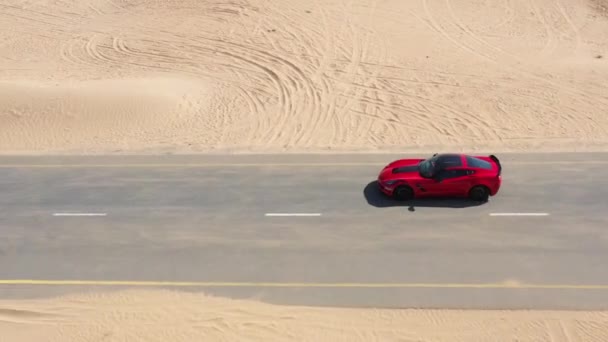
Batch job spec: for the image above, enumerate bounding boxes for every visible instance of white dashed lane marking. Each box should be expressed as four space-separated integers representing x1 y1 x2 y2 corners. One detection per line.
265 213 322 217
52 213 107 217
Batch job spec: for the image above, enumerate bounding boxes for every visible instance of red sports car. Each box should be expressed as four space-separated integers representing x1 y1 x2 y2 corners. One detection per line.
377 153 502 202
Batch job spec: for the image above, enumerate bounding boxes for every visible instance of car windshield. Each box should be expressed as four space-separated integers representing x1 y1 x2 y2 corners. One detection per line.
418 156 439 178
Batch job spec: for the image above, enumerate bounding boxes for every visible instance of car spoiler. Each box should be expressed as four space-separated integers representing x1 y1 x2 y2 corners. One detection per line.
489 154 501 176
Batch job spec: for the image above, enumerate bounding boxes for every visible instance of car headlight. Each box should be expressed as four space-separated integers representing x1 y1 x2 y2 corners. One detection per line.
384 180 399 185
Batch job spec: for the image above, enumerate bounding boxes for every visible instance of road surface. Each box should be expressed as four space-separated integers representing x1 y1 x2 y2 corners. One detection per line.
0 152 607 309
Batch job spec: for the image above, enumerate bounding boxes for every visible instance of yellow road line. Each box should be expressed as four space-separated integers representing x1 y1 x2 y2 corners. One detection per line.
0 161 606 168
0 163 384 168
1 280 607 289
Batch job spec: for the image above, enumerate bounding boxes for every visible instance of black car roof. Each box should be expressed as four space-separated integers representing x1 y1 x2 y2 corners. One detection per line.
433 153 464 168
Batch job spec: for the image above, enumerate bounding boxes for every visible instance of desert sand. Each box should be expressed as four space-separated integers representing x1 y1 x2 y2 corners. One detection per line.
1 0 607 154
0 289 606 342
2 0 608 340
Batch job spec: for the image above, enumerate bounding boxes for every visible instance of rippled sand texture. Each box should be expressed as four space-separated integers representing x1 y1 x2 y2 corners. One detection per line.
0 290 607 342
1 0 608 153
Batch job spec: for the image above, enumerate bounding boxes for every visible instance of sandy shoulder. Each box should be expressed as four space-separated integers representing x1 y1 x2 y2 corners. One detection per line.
0 289 606 342
1 0 608 154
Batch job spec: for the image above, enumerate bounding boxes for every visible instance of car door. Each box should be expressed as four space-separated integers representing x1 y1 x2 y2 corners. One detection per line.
433 169 472 196
411 177 441 197
411 169 460 197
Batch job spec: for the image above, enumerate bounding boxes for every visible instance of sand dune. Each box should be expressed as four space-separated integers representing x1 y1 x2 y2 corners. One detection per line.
1 0 607 154
0 289 606 342
0 78 215 152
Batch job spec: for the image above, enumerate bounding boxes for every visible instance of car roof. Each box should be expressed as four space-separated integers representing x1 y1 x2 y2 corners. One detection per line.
432 153 464 167
432 153 494 170
435 153 463 159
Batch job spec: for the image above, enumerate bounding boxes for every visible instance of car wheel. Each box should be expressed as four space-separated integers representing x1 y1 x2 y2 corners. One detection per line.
468 185 489 202
393 185 414 201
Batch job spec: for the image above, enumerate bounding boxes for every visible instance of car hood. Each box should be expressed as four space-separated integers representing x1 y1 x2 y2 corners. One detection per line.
378 158 423 181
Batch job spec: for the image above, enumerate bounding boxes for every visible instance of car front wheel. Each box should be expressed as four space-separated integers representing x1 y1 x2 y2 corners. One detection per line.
393 185 414 201
468 185 489 202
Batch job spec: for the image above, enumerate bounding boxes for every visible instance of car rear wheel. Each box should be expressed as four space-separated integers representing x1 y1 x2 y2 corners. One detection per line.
393 185 414 201
468 185 489 202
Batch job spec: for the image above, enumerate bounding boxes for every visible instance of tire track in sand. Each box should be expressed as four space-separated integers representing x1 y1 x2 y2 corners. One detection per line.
303 0 337 148
421 0 608 142
263 1 330 147
334 76 501 143
351 0 393 147
327 0 391 147
181 35 312 147
254 2 331 148
330 0 361 147
144 0 320 148
428 0 608 106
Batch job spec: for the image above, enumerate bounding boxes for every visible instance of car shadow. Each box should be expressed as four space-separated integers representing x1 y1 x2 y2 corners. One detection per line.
363 181 484 211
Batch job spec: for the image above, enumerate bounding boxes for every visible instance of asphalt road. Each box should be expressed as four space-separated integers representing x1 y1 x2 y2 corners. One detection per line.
0 152 607 309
